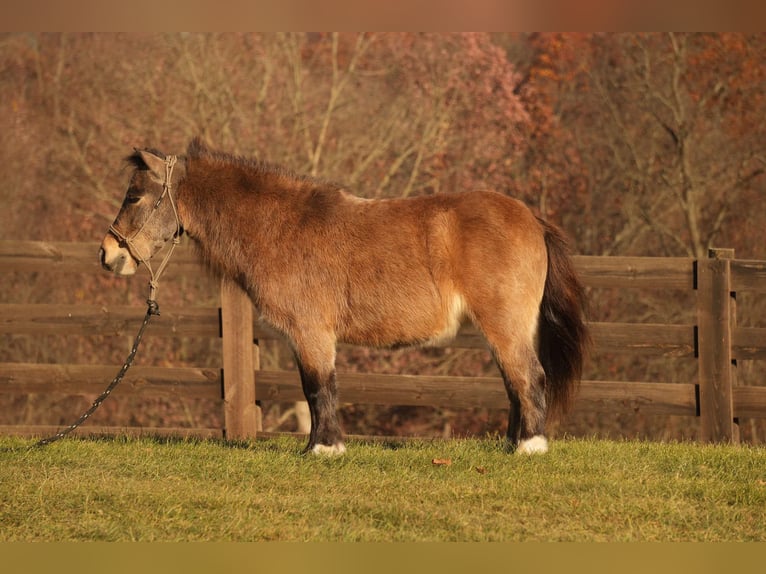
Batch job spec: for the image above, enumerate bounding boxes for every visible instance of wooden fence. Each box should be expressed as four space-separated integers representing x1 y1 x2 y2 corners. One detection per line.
2 240 766 443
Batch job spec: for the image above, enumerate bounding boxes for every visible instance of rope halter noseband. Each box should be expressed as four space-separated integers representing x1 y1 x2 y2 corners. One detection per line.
108 154 181 304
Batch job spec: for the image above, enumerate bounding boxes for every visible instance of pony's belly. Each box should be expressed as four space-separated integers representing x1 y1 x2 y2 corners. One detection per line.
341 293 467 349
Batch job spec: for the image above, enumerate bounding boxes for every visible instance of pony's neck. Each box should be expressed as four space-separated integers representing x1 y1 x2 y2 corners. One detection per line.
174 153 314 288
178 156 273 235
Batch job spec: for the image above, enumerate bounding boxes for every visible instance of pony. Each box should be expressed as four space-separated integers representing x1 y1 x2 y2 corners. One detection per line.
100 139 588 455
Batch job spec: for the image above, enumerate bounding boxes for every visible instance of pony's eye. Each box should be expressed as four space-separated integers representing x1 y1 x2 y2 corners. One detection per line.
126 195 142 204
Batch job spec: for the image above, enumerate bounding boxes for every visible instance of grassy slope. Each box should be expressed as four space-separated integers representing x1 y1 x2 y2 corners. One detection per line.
1 435 764 541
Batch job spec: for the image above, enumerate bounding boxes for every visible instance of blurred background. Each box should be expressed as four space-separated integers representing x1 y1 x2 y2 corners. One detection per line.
1 33 764 441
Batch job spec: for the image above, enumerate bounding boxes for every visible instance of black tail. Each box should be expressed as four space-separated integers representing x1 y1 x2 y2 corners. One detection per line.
537 218 589 418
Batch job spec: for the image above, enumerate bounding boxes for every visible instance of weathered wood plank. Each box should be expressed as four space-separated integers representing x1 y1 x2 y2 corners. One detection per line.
731 259 766 292
0 362 747 424
696 250 736 443
0 304 220 337
587 322 695 357
573 381 697 416
256 370 506 408
220 279 258 440
428 322 694 356
255 370 698 416
733 386 766 418
0 304 697 358
0 239 203 274
572 255 694 289
3 241 701 291
0 363 221 399
0 240 101 274
732 327 766 360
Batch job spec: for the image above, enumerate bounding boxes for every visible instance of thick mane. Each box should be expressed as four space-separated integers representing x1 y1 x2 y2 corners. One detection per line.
186 137 342 192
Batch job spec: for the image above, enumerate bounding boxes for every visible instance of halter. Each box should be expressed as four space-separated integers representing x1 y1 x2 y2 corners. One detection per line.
109 154 182 303
28 155 181 448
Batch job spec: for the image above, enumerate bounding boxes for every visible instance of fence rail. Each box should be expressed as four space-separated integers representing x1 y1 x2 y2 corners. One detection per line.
2 240 766 443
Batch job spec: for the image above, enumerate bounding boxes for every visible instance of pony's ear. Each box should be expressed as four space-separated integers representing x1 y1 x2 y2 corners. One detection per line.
137 149 168 183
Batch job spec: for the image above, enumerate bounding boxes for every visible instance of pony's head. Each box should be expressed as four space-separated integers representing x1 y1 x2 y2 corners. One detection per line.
99 149 185 276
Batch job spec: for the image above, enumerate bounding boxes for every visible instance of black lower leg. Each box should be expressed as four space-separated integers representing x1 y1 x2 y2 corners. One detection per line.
298 363 343 453
506 392 521 448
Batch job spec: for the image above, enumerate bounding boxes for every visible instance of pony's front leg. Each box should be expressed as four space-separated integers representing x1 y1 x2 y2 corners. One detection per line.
295 354 345 456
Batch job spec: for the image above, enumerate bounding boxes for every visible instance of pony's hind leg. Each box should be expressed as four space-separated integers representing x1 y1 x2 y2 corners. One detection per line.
293 341 345 456
493 342 549 455
505 386 522 446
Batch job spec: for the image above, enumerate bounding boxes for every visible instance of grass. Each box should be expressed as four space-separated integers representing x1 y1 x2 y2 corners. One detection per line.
1 434 765 541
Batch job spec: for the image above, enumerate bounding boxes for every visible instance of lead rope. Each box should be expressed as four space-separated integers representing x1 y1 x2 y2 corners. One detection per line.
32 155 181 448
34 299 160 447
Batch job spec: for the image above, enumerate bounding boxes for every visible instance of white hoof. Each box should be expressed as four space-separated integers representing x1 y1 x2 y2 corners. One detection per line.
311 443 347 457
516 436 548 455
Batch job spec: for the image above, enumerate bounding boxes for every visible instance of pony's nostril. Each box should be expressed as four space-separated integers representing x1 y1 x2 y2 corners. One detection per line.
99 247 111 270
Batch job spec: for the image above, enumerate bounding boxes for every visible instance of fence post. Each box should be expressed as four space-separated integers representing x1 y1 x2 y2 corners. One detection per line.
220 278 260 440
696 248 738 443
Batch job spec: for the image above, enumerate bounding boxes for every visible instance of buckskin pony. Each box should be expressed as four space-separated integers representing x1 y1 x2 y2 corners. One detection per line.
100 139 588 456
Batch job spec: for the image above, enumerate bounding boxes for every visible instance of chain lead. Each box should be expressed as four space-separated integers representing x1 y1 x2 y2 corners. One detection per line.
33 154 179 448
34 298 160 447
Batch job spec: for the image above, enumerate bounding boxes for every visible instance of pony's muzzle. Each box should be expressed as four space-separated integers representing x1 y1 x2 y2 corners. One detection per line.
100 235 138 276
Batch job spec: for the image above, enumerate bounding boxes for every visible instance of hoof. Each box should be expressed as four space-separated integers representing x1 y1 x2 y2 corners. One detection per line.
311 442 347 457
516 435 548 455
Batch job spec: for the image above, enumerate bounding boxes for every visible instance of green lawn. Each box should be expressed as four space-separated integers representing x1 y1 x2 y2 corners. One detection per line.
1 435 764 541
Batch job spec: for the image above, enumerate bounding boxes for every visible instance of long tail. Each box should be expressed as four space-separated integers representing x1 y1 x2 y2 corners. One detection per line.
537 217 590 418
